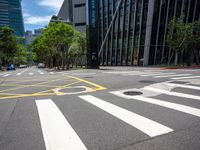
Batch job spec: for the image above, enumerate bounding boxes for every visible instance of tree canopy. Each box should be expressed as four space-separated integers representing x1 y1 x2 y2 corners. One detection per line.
31 22 86 69
167 17 200 65
0 26 27 66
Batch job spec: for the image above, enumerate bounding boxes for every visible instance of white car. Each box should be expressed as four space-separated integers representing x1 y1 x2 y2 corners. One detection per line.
38 63 45 68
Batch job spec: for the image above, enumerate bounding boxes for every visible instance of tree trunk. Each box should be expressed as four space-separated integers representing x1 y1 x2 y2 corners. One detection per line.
174 51 178 66
194 49 199 65
50 56 53 68
168 51 174 66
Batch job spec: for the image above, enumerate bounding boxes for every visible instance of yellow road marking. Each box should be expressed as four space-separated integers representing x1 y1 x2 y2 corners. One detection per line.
0 84 61 88
0 74 107 100
52 81 81 95
66 75 107 91
0 78 62 93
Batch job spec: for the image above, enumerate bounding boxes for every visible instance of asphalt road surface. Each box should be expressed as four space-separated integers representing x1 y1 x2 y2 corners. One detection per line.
0 66 200 150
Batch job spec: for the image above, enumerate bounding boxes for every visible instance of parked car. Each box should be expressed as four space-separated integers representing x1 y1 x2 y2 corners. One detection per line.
7 64 15 71
19 64 27 68
38 63 45 68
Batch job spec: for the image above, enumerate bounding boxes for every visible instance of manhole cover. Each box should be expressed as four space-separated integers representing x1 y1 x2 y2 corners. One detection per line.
123 91 143 96
60 88 86 93
140 80 157 84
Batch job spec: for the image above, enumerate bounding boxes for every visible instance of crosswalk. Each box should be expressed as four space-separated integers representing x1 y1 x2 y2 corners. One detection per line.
34 82 200 150
0 71 56 77
104 70 200 80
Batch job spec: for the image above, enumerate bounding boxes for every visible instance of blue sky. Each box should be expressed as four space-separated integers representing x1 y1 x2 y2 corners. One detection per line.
22 0 64 32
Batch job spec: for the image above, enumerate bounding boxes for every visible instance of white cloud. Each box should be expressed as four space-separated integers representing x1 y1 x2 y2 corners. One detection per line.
24 15 51 25
38 0 64 12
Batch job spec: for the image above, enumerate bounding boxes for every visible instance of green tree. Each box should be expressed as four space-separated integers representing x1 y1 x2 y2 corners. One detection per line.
167 17 192 65
31 22 75 68
69 31 86 67
187 21 200 65
13 45 28 65
0 26 18 65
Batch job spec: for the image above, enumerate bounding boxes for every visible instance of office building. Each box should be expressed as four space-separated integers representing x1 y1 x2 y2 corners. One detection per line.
0 0 24 37
25 28 44 45
58 0 86 32
88 0 200 66
57 0 73 22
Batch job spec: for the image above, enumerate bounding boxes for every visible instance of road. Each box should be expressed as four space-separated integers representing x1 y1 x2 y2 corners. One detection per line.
0 66 200 150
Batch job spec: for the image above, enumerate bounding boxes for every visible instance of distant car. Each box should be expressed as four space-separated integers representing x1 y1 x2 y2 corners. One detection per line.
7 64 15 71
38 63 45 68
19 64 27 68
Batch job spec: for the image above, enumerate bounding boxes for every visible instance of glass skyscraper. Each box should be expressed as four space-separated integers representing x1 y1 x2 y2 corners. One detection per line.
88 0 200 66
0 0 24 37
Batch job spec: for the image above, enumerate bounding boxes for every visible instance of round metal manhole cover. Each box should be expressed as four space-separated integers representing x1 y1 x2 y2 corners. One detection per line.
123 91 143 96
60 88 86 93
140 80 157 84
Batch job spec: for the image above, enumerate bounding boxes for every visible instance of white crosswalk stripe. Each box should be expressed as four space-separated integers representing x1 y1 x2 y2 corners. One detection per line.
3 74 10 77
143 87 200 101
166 83 200 90
141 72 176 77
79 95 173 137
33 81 200 148
154 74 192 78
29 73 33 75
36 99 87 150
110 94 200 118
171 76 200 80
103 70 199 80
38 71 44 75
17 68 29 75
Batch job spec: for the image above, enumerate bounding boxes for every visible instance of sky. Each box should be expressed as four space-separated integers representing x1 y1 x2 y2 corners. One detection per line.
22 0 64 32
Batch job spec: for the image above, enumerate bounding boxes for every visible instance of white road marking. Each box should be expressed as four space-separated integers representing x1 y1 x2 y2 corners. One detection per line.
144 87 200 101
171 76 200 80
17 68 29 75
154 74 192 78
38 71 44 75
29 73 33 75
3 74 10 77
36 99 87 150
166 83 200 91
79 95 173 137
131 96 200 117
141 73 175 77
49 72 54 74
104 71 140 74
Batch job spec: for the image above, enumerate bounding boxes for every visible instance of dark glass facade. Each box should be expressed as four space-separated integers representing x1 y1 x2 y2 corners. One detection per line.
86 0 99 68
94 0 200 66
0 0 24 37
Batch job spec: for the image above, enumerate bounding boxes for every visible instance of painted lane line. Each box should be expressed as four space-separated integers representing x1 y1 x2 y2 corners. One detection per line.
166 83 200 91
143 87 200 101
38 71 44 75
29 73 33 75
17 68 29 75
141 73 175 77
104 71 140 74
79 95 173 137
49 72 54 74
154 74 192 78
132 96 200 117
171 76 200 80
3 74 10 77
36 99 87 150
